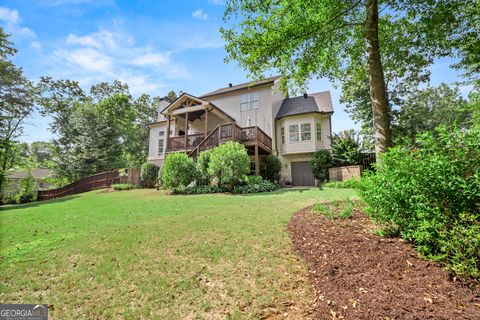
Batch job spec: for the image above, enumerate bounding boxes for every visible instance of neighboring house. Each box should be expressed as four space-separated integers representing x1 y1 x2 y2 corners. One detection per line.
147 76 333 186
6 168 54 191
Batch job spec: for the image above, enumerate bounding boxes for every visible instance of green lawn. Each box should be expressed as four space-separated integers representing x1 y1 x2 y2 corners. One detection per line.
0 188 355 319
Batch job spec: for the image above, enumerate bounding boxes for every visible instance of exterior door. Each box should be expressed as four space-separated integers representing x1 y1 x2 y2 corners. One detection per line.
291 162 315 186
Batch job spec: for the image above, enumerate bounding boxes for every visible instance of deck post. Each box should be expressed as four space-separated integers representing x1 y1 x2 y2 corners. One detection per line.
204 107 208 139
184 111 189 148
255 143 260 176
166 115 171 151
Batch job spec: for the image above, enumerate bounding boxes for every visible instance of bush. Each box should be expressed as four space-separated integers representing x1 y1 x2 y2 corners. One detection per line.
161 152 196 189
207 142 250 191
331 129 363 165
15 174 37 204
314 198 356 220
232 176 279 194
359 125 480 279
196 149 213 186
260 155 282 182
309 150 332 183
171 185 226 195
112 183 135 191
140 162 159 188
324 178 360 189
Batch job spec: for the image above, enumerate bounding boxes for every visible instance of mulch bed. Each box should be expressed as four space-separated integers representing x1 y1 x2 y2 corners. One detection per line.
288 207 480 320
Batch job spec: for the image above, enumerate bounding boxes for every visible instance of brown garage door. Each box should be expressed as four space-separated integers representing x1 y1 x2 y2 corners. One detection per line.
291 162 315 186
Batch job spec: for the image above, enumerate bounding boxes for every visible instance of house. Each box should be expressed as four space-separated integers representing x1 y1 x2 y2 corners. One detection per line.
6 168 54 191
147 76 333 186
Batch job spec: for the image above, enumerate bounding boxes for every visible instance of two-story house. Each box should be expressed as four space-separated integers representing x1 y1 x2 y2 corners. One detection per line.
147 76 333 186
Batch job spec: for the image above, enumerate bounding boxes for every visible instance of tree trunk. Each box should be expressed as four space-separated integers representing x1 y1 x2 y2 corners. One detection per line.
365 0 391 157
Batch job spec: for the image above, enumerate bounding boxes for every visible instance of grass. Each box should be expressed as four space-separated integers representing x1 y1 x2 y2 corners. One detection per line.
0 188 355 319
313 197 356 220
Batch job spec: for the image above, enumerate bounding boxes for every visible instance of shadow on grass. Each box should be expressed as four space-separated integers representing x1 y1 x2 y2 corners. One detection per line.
0 195 80 212
235 187 317 197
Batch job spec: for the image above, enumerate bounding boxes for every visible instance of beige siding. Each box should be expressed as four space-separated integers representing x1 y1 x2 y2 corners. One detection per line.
276 113 331 155
279 153 315 183
206 84 284 137
148 123 167 162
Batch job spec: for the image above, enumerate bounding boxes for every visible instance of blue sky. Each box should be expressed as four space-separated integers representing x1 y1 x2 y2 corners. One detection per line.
0 0 471 143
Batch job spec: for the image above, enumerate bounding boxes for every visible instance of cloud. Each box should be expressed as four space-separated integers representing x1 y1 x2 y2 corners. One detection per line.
192 9 208 20
31 41 42 50
50 28 191 95
0 7 35 38
208 0 225 5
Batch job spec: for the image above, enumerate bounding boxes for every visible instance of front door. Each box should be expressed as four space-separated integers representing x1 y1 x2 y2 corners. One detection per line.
291 162 315 186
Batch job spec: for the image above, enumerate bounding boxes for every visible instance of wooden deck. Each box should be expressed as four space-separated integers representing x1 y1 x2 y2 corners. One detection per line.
165 122 272 158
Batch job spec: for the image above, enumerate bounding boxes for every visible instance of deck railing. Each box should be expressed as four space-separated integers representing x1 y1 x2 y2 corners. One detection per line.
167 133 205 152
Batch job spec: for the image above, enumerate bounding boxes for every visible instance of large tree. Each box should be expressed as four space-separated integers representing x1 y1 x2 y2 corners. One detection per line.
0 28 36 193
221 0 477 157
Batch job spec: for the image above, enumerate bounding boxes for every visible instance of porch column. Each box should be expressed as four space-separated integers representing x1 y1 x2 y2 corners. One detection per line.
204 107 209 138
184 111 189 148
254 144 260 176
166 115 171 151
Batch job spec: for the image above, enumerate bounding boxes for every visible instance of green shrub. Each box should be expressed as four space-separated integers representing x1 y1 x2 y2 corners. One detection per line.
331 129 363 165
140 162 159 188
171 185 226 195
324 178 360 189
112 183 135 191
232 176 279 194
260 155 282 182
359 125 480 279
15 174 37 204
161 152 196 189
207 142 250 191
309 150 332 182
314 198 355 220
196 149 213 186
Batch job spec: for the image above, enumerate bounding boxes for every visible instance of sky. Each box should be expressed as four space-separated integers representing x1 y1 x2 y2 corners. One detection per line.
0 0 471 143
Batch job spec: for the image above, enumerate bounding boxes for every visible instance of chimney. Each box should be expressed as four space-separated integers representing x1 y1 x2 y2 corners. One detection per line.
228 83 233 87
303 93 308 98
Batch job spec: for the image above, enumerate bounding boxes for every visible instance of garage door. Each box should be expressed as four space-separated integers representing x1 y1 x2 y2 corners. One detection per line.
291 162 315 186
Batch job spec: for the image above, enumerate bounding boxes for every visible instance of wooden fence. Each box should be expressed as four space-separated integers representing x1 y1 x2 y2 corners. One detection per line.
37 169 140 201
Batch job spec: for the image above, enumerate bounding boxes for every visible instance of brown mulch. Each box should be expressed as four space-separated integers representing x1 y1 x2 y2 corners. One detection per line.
288 207 480 320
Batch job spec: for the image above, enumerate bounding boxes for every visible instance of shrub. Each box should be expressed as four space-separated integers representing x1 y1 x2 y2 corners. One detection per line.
171 185 226 195
207 142 250 191
196 149 213 186
140 162 159 188
161 152 196 189
314 198 356 220
260 155 282 182
112 183 135 191
309 150 332 183
359 125 480 279
331 129 363 165
324 178 360 189
232 176 279 194
15 174 37 204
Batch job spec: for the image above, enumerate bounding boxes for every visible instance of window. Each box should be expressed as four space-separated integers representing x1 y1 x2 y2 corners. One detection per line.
289 125 299 143
300 123 311 141
281 127 285 144
158 131 165 155
240 92 260 111
289 123 312 143
316 123 322 141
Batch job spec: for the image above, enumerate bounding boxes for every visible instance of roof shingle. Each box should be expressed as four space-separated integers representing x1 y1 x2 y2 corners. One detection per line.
276 91 333 119
200 75 281 98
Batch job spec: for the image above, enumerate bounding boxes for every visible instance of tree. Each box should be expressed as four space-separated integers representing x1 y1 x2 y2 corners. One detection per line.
29 141 54 167
309 150 332 183
221 0 478 158
394 84 470 145
165 90 178 102
0 28 36 193
331 130 363 166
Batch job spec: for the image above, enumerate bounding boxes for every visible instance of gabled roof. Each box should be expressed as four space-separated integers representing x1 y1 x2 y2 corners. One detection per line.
200 75 282 98
8 168 53 180
276 91 334 119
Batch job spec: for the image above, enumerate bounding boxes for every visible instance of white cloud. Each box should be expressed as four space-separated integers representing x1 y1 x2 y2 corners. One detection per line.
192 9 208 21
0 7 20 24
50 28 191 95
0 7 35 38
31 41 42 50
208 0 225 5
